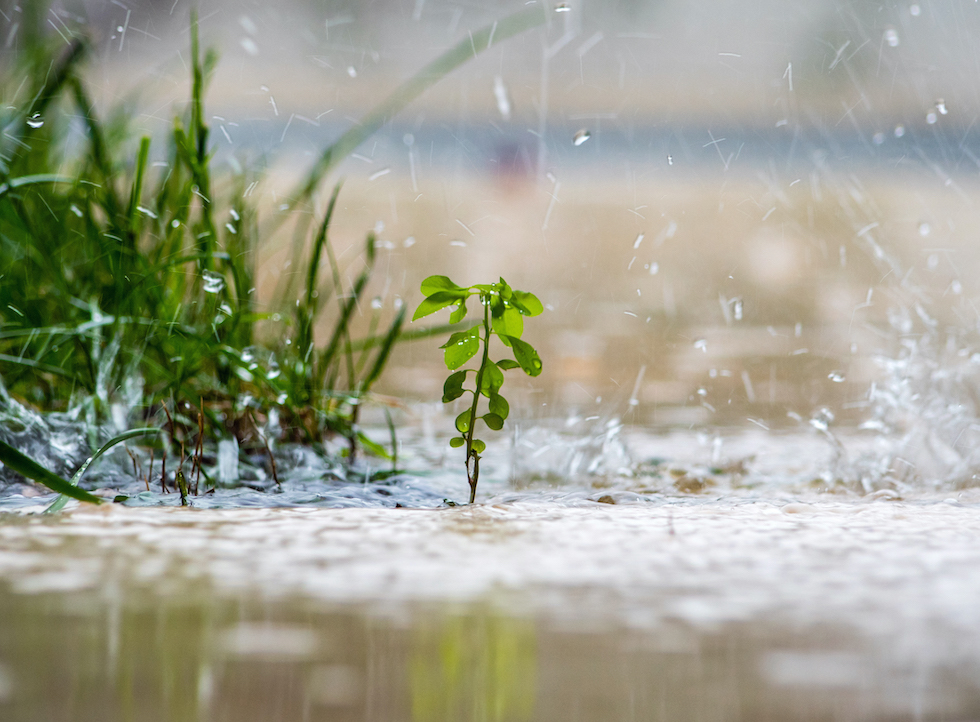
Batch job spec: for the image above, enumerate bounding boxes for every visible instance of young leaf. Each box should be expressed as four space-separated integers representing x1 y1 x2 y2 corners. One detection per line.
449 436 465 448
442 370 468 402
442 325 480 370
511 290 544 316
492 306 523 341
413 291 466 321
482 412 504 431
0 439 102 504
449 300 467 324
496 359 521 370
502 335 543 376
472 439 486 454
479 361 504 396
489 392 509 420
455 410 471 433
420 275 466 296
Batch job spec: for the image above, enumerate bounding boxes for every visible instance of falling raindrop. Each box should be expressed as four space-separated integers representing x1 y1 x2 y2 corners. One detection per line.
171 219 181 228
371 297 383 310
70 204 83 217
828 371 846 383
667 154 674 165
951 279 963 295
267 357 281 379
230 209 240 221
202 271 226 294
694 338 708 353
894 125 905 137
927 254 940 270
733 298 743 321
649 262 659 275
910 4 921 16
347 66 357 78
573 129 591 146
633 232 645 249
918 222 931 236
872 132 885 145
884 27 899 47
926 111 937 124
225 223 237 234
936 98 948 115
26 113 43 129
555 3 571 12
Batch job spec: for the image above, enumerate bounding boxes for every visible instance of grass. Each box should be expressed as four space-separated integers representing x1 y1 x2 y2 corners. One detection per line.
0 5 547 501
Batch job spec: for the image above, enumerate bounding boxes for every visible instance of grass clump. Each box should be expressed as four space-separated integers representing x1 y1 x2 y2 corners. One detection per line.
0 5 547 502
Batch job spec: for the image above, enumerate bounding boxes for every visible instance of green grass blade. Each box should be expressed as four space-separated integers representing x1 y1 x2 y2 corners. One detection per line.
45 427 163 513
0 438 102 505
0 174 74 200
289 5 546 205
360 305 406 393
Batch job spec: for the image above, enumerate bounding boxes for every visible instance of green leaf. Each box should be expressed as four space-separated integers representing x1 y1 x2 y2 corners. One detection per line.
0 439 101 505
449 301 467 324
472 439 486 454
496 359 521 370
489 392 510 421
45 427 163 512
482 412 504 431
501 335 543 377
421 275 467 296
511 290 544 316
442 370 468 403
479 362 504 396
492 306 523 342
455 411 472 433
449 436 465 448
413 291 466 321
442 325 480 370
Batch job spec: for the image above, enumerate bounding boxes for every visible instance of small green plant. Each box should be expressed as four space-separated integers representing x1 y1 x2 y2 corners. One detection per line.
414 277 543 503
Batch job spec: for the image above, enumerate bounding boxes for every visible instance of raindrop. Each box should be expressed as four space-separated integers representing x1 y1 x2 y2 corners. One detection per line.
573 129 591 146
927 253 939 270
493 76 511 121
918 222 931 237
951 279 963 295
225 223 237 234
936 98 948 115
872 132 885 145
230 209 240 221
267 357 281 379
649 262 659 275
404 236 416 248
894 125 905 138
633 232 645 249
347 66 357 78
171 219 181 228
116 25 124 32
926 111 937 124
277 392 288 404
403 133 414 147
910 4 920 16
884 27 899 47
70 204 82 217
202 271 225 294
241 348 255 363
733 298 743 321
272 313 282 322
371 297 383 310
240 38 259 56
667 154 674 165
697 387 707 397
828 371 846 383
555 3 571 12
694 338 708 353
26 113 43 129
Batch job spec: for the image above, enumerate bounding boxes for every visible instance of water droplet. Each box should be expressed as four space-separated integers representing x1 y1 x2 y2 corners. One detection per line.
347 66 357 78
219 303 233 315
884 27 899 47
649 262 659 275
225 223 237 234
403 236 416 248
573 129 591 146
632 232 645 249
828 371 846 383
171 219 181 228
241 348 255 363
272 313 282 322
70 204 82 217
667 154 674 165
230 209 240 221
26 113 43 129
694 338 708 353
910 4 920 16
926 253 939 270
116 25 125 32
403 133 414 147
276 392 288 404
951 279 963 295
733 298 743 321
371 297 383 310
918 222 931 237
872 132 885 145
926 111 937 124
267 358 281 379
202 271 225 294
936 98 948 115
894 125 905 138
555 3 571 12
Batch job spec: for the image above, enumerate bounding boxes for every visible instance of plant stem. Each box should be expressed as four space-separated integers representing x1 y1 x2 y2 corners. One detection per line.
464 296 492 503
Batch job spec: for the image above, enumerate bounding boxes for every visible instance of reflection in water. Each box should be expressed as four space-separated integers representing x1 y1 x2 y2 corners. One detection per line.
410 614 535 722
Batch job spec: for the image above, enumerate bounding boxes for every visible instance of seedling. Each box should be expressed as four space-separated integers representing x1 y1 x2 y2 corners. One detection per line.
414 277 543 503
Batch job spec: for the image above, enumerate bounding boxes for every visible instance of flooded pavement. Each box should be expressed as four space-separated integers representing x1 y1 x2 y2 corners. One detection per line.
2 426 980 720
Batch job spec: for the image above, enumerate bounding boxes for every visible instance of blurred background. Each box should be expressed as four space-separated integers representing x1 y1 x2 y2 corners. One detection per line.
5 0 980 439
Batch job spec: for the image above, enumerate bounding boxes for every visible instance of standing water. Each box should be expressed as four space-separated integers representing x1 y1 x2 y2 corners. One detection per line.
3 1 980 719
